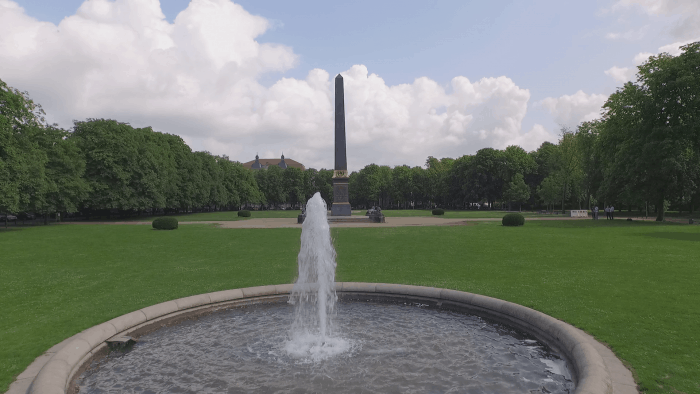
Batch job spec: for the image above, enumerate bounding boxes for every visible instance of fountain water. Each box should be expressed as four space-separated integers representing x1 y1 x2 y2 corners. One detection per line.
284 192 351 360
74 192 576 393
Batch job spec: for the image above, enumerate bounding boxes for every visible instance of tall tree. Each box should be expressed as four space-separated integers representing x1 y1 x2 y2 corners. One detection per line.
391 165 414 209
598 41 700 220
0 79 48 222
550 129 583 212
39 126 89 218
503 173 530 212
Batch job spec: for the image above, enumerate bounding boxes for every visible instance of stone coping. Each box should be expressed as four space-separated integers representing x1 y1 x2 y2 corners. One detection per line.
9 283 637 394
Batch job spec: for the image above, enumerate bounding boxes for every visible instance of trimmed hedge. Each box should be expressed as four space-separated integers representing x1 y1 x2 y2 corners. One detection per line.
502 213 525 226
238 210 251 217
432 208 445 216
152 217 178 230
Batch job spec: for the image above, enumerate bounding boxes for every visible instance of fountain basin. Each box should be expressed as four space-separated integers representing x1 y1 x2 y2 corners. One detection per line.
21 283 620 394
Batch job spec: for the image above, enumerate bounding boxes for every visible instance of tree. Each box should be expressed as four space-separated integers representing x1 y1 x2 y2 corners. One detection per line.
283 167 305 208
72 119 141 213
38 126 89 218
550 129 583 213
537 176 561 212
598 41 700 220
255 165 286 209
391 165 414 209
576 121 603 210
468 148 506 208
502 146 536 210
504 173 530 212
0 79 48 223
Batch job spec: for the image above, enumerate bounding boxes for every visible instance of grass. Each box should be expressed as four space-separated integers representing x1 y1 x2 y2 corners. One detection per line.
1 220 699 393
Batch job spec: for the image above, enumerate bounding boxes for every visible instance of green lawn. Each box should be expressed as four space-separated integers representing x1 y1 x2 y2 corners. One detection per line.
1 221 699 393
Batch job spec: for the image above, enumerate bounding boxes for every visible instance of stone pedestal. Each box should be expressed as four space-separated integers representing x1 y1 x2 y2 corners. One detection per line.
331 177 351 216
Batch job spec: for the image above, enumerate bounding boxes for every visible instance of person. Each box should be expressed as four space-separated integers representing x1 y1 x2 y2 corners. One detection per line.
610 205 615 220
605 206 610 220
593 205 599 220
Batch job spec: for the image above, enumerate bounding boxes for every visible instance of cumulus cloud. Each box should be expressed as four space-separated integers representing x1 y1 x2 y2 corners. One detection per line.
610 0 700 39
603 39 698 84
537 91 608 129
0 0 553 170
604 66 635 84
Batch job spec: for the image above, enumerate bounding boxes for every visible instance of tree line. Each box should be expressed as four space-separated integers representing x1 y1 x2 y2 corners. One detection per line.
346 42 700 221
2 42 697 222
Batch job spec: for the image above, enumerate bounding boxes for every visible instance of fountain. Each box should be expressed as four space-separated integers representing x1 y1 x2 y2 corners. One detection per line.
284 192 351 360
64 192 578 393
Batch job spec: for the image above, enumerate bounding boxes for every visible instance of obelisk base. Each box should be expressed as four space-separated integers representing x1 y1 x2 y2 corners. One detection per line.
331 178 351 216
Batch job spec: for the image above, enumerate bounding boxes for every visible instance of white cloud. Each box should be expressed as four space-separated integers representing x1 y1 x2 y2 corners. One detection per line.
603 39 698 84
0 0 553 170
605 25 649 40
508 124 557 152
537 91 608 128
610 0 700 39
658 37 700 55
604 66 635 84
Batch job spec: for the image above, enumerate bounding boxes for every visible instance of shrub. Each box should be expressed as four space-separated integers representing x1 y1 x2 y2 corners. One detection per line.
502 213 525 226
152 217 178 230
432 208 445 216
238 210 251 217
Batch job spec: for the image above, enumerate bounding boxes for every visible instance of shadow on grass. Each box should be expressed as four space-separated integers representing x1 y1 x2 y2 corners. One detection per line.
644 232 700 242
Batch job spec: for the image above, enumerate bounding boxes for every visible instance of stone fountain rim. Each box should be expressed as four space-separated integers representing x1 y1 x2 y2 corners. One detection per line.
18 283 625 394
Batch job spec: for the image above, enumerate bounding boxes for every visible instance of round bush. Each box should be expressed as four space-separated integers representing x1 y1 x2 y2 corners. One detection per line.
502 213 525 226
152 217 178 230
238 210 251 217
432 208 445 216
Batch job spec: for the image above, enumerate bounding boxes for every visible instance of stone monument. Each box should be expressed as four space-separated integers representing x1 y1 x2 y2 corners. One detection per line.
331 74 351 216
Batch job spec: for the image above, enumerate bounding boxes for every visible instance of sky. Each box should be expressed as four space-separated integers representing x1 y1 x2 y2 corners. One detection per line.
1 0 699 171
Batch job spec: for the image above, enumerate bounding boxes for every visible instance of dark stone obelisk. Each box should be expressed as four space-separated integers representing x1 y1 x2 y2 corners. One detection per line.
331 74 351 216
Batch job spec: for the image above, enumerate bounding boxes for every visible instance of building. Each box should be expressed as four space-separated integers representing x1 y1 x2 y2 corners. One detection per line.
241 154 306 171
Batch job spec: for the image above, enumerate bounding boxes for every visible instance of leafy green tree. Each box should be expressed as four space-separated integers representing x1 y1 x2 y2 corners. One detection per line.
315 169 334 206
537 175 561 212
410 166 427 208
447 155 477 208
575 121 603 210
255 165 286 208
0 79 48 223
233 163 263 207
391 165 414 209
503 145 536 181
503 173 530 212
38 126 89 218
218 157 240 209
72 119 143 213
468 148 506 209
598 41 700 220
283 167 305 208
550 129 583 213
377 165 393 208
351 164 381 208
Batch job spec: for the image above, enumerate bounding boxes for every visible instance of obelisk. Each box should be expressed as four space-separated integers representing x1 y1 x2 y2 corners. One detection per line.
331 74 351 216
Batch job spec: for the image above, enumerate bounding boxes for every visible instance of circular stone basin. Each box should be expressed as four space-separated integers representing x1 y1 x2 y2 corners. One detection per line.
77 300 574 393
